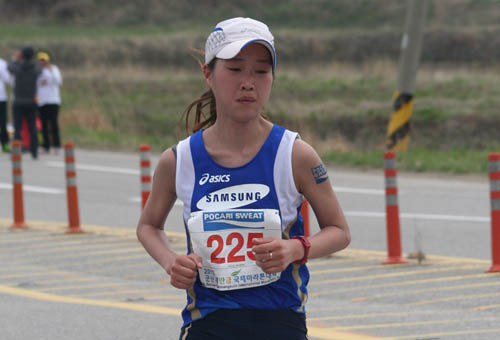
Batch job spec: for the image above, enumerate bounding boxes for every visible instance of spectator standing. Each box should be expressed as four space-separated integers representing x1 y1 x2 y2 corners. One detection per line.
0 57 12 153
37 51 62 154
8 46 41 159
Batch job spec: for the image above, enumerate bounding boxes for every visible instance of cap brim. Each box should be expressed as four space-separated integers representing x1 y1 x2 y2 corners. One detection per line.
215 39 276 69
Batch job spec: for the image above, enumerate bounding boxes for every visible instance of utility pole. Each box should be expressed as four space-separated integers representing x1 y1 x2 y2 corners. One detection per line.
386 0 429 151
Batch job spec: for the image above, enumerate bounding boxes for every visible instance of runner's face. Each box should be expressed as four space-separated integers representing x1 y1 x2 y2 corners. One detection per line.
204 43 273 123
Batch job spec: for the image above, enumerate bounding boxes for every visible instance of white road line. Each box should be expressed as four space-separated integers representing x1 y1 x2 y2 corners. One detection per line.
335 187 384 195
129 197 183 206
41 161 489 224
0 182 64 195
344 211 489 223
127 198 489 223
44 161 139 175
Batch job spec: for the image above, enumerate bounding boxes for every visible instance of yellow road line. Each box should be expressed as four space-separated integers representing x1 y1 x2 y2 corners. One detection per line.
313 272 491 296
337 248 490 266
123 270 164 279
308 310 431 321
307 256 383 268
0 234 65 244
0 271 68 280
76 290 184 301
395 328 500 339
410 291 500 306
82 254 146 264
13 247 145 265
472 304 500 311
0 284 181 315
327 316 492 331
138 295 185 301
310 263 412 275
311 264 483 286
308 328 397 340
0 239 134 257
0 284 394 340
352 280 500 302
0 219 186 241
38 281 132 292
90 262 157 273
61 246 144 257
0 264 40 272
35 277 98 285
306 304 395 314
74 288 178 298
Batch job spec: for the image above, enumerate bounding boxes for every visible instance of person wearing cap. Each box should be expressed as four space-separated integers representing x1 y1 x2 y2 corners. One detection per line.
137 17 350 339
0 57 13 153
8 46 42 159
37 51 62 155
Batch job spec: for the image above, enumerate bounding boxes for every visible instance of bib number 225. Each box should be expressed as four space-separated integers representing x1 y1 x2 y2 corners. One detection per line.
207 232 262 264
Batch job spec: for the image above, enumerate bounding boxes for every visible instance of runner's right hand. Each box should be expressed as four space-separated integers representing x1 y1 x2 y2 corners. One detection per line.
167 253 203 289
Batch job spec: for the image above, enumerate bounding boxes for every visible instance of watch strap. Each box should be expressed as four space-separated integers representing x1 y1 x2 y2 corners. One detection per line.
292 235 310 264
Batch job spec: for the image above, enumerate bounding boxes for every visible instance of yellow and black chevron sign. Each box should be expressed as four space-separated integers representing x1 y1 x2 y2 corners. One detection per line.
386 91 414 151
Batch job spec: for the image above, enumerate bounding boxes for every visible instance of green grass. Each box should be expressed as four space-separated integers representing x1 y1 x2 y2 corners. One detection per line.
48 64 500 175
0 24 177 41
62 125 176 152
322 148 495 174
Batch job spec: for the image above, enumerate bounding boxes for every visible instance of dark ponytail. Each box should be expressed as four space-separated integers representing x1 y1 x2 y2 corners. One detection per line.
181 59 217 135
182 89 217 135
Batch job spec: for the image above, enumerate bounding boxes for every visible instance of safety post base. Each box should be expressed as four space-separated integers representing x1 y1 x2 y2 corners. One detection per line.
65 226 84 234
382 256 408 265
486 265 500 273
9 223 29 230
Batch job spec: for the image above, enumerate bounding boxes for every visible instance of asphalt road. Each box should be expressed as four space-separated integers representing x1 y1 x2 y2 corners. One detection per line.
0 148 492 258
1 148 499 340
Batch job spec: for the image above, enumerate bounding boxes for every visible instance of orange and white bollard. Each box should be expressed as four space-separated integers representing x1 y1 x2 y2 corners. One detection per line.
139 144 152 210
300 200 310 237
64 142 82 233
383 151 407 264
10 140 28 229
487 152 500 273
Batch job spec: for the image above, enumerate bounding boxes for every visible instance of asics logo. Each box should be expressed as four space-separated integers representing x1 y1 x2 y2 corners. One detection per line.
199 173 231 185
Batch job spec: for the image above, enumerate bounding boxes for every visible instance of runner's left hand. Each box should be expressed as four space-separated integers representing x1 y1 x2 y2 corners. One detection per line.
252 237 302 274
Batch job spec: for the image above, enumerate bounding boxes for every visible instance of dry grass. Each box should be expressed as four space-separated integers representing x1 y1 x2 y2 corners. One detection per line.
54 59 500 155
60 107 113 132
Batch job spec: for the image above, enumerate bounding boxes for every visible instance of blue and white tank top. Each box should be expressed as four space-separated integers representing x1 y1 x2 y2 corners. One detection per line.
175 124 309 326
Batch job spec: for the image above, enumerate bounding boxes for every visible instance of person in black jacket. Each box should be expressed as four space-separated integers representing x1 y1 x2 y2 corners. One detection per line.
8 46 42 159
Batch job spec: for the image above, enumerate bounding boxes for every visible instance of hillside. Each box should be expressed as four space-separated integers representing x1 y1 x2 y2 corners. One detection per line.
1 0 500 68
1 0 499 173
2 0 500 29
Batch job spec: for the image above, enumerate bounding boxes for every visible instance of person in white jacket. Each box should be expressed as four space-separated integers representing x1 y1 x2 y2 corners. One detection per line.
36 51 62 154
0 57 13 153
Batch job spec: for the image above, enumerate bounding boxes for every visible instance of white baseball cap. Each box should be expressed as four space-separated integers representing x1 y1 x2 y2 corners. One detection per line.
205 17 276 69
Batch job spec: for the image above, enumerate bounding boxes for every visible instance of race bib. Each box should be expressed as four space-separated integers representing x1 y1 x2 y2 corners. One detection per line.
187 209 282 291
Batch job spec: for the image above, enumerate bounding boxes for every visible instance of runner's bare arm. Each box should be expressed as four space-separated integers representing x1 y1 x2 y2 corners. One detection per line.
291 138 351 259
136 148 202 289
253 139 350 274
